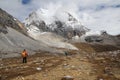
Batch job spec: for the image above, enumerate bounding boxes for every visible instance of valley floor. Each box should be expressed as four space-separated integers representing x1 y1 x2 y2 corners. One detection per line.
0 50 120 80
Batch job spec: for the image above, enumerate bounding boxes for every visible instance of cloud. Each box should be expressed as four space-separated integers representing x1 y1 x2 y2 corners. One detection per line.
0 0 120 35
0 0 35 20
80 7 120 35
35 2 80 24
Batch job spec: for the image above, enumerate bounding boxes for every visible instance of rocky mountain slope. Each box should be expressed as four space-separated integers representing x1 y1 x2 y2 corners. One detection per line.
0 8 78 58
0 9 54 56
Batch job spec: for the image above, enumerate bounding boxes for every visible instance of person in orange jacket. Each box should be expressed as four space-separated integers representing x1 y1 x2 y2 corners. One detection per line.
21 49 28 63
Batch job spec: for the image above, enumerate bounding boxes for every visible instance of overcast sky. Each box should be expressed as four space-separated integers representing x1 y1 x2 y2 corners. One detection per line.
0 0 120 35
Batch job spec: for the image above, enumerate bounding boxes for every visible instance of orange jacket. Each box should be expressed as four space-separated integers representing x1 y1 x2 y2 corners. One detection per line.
22 51 28 57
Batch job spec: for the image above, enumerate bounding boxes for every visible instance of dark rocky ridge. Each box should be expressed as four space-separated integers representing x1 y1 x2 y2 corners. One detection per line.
116 34 120 39
0 8 27 35
85 31 120 47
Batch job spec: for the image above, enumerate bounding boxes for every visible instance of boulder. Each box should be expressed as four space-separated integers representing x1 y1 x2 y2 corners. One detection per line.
61 75 74 80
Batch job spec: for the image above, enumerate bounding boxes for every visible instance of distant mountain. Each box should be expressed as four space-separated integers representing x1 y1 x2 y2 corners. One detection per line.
24 10 89 39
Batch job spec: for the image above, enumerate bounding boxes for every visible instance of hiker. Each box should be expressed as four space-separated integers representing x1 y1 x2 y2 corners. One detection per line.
21 49 28 63
64 51 68 56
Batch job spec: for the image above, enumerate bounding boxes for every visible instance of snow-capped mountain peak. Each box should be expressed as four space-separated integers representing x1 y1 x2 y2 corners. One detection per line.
24 8 90 39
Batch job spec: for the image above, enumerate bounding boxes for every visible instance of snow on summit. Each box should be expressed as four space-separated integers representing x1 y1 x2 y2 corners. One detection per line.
24 7 89 32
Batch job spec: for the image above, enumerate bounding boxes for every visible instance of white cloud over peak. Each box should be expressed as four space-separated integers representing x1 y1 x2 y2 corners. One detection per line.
0 0 120 35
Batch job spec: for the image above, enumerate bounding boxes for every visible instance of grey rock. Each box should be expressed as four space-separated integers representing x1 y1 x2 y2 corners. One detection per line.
36 67 42 71
61 75 74 80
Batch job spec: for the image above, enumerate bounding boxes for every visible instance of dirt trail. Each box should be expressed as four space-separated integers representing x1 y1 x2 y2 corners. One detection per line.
18 54 95 80
0 50 120 80
0 53 64 80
